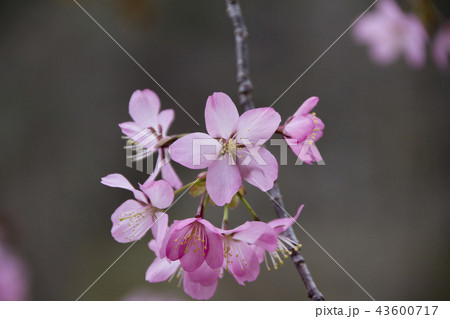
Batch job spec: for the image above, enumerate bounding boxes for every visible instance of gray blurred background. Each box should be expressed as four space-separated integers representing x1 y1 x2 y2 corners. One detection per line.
0 0 449 300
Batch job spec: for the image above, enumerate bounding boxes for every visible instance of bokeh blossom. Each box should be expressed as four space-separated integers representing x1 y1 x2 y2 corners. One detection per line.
433 22 450 70
170 92 280 206
0 236 29 301
282 97 324 164
353 0 428 68
101 173 174 243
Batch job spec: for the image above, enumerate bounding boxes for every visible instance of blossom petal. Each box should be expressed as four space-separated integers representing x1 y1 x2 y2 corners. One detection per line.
101 173 134 191
232 221 278 252
205 92 239 139
183 274 218 300
110 200 154 243
148 239 158 255
169 133 221 169
141 180 174 209
237 147 278 191
150 212 169 245
186 262 220 286
287 139 323 164
268 205 303 234
145 257 180 283
101 174 147 203
229 243 260 285
161 159 183 190
206 157 242 206
196 219 224 269
204 228 224 269
129 89 160 128
172 218 197 231
143 152 163 186
254 246 265 263
118 121 142 138
283 116 315 142
295 97 319 116
180 246 206 272
165 226 188 261
236 108 281 145
157 109 175 135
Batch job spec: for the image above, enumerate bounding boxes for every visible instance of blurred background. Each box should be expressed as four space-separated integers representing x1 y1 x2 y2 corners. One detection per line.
0 0 449 301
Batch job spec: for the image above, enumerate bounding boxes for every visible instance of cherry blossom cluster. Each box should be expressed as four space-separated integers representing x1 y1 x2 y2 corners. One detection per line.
102 89 324 299
353 0 450 70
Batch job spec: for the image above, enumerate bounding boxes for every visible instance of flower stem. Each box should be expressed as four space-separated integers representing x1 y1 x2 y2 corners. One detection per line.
154 133 189 149
174 178 203 195
196 191 209 218
237 193 260 221
222 204 229 230
275 125 285 135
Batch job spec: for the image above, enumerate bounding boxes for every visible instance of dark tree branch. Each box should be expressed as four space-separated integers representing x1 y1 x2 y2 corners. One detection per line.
225 0 254 111
268 182 325 301
225 0 325 301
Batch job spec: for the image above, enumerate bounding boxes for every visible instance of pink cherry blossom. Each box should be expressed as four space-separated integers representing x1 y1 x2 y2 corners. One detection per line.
164 217 224 272
119 89 182 189
145 214 220 300
433 22 450 70
221 221 278 285
169 92 280 205
101 173 174 243
353 0 428 68
256 205 303 271
282 97 324 164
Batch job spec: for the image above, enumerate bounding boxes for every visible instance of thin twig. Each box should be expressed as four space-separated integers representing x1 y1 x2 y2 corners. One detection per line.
268 182 325 300
225 0 254 111
225 0 325 301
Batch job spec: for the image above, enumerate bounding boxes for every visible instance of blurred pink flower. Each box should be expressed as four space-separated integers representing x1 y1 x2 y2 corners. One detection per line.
353 0 427 68
119 89 182 189
0 241 28 301
221 221 277 285
170 92 280 206
164 217 224 272
101 173 174 243
146 214 220 300
282 97 324 164
433 22 450 69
